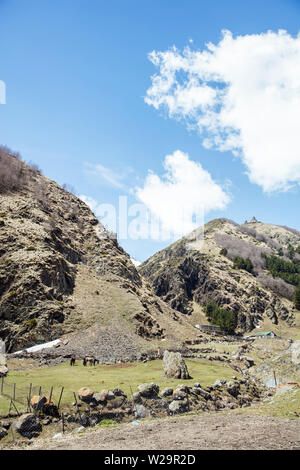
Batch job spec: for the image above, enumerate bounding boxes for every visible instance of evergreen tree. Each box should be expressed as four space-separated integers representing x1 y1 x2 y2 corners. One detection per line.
293 286 300 310
288 244 295 260
205 302 237 334
233 256 253 273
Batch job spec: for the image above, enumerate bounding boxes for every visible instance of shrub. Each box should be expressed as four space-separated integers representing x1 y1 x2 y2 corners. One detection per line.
62 183 77 195
23 318 37 331
27 161 42 174
233 256 253 273
288 244 295 260
205 301 237 334
26 246 36 251
0 148 26 193
220 248 228 256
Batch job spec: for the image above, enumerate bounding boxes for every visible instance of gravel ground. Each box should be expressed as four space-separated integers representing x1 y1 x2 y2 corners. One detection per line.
27 413 300 450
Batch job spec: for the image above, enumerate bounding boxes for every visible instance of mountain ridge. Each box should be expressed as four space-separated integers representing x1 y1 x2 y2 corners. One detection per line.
0 148 197 354
138 217 300 334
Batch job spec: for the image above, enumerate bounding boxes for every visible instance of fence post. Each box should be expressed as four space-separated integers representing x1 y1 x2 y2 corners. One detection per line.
13 383 16 401
49 386 53 402
57 387 64 410
27 383 32 412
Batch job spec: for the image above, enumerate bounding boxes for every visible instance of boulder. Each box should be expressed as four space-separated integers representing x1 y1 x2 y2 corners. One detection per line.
113 388 127 397
0 427 8 440
161 387 173 397
106 396 126 409
30 395 47 410
169 399 188 414
92 393 105 405
192 387 211 400
0 421 10 430
131 392 142 403
211 379 226 389
173 389 187 400
242 356 255 367
176 384 190 393
0 366 8 377
43 397 59 417
137 382 159 398
106 391 115 400
78 387 94 403
226 381 240 398
163 351 190 380
13 413 42 438
134 404 151 419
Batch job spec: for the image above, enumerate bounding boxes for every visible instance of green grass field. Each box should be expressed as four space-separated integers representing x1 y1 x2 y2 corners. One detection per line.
0 358 238 416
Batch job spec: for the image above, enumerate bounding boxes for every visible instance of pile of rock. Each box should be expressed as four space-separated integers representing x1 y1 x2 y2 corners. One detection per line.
76 386 133 426
0 374 267 443
130 376 266 417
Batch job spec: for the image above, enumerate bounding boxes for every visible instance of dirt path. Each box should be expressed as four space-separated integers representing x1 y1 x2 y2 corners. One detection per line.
28 413 300 450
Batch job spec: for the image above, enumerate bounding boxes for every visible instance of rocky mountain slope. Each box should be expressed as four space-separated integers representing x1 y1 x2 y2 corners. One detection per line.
139 218 300 333
0 148 197 353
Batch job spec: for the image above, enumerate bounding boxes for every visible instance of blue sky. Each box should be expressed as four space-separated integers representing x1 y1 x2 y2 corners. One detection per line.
1 0 300 261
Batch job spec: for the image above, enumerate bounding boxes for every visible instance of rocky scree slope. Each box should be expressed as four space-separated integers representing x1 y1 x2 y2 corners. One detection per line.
138 218 299 333
0 148 196 353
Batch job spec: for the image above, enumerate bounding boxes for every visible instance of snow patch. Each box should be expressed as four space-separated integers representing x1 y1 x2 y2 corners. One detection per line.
14 339 61 355
131 258 141 267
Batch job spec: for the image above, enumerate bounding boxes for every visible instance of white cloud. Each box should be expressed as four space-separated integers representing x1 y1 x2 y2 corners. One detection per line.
84 162 133 190
135 150 230 236
145 30 300 192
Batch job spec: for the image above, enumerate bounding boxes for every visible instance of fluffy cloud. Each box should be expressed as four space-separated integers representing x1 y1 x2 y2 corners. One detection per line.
135 150 230 236
145 30 300 192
